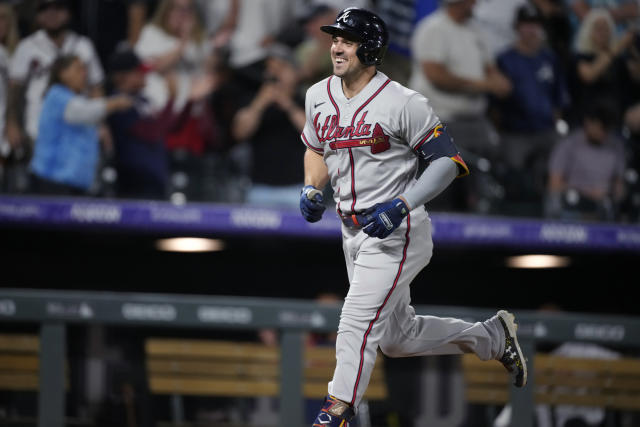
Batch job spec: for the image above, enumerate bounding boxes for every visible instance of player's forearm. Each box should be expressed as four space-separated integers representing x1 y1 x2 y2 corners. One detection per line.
400 157 457 210
304 148 329 189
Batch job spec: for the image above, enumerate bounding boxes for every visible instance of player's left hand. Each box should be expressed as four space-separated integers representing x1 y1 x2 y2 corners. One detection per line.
362 198 409 239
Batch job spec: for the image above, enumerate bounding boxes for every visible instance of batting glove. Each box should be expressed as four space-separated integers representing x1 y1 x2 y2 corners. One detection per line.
300 185 326 223
362 198 409 239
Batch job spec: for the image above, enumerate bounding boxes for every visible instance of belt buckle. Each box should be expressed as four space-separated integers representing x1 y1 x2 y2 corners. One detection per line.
340 212 364 229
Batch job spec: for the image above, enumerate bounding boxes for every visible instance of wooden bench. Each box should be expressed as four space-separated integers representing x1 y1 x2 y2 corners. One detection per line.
0 333 41 393
462 353 640 410
145 338 388 401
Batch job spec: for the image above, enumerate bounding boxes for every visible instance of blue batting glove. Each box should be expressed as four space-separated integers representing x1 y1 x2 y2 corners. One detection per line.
362 198 409 239
300 185 326 223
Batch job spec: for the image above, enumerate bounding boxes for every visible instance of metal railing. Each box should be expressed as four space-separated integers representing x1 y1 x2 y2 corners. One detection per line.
1 288 640 427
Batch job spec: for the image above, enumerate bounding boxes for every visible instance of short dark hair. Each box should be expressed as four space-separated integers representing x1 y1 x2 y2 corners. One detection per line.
48 54 80 89
583 102 618 129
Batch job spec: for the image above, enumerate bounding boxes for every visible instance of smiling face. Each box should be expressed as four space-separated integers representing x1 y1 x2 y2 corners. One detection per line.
330 34 367 79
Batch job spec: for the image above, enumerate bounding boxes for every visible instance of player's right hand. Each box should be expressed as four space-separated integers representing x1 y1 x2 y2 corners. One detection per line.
300 185 326 223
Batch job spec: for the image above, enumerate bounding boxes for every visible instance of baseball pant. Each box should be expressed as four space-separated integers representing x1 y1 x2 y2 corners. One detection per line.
328 206 505 408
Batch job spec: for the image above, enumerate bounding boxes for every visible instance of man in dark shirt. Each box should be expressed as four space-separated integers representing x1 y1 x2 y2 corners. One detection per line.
107 48 174 199
494 5 569 210
231 43 307 208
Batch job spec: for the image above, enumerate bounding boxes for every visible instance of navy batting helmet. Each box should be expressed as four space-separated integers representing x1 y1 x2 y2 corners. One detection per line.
320 7 389 66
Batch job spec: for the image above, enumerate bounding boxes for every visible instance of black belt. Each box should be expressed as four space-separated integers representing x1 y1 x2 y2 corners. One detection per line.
339 211 371 229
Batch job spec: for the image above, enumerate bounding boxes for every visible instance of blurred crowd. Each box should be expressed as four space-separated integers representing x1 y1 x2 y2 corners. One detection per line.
0 0 639 222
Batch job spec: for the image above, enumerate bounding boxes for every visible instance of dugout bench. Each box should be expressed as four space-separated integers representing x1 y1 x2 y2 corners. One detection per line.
462 353 640 425
0 333 72 427
144 338 387 425
3 289 640 427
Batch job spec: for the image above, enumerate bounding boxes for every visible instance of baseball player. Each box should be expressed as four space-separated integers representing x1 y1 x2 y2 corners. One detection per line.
299 8 527 427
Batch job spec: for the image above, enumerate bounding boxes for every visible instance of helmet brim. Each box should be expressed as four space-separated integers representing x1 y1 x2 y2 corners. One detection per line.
320 24 363 42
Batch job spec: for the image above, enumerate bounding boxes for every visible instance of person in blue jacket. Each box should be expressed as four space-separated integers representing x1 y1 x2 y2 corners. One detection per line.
29 54 133 195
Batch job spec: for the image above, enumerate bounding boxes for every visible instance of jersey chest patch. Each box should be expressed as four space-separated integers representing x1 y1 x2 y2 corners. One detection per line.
313 111 391 154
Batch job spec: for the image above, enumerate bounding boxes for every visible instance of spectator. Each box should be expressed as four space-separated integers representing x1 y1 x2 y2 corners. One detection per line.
135 0 220 201
473 0 528 58
29 55 132 195
0 2 19 164
408 0 511 211
375 0 429 85
567 0 638 35
4 0 104 193
197 0 239 50
530 0 573 73
294 3 336 91
135 0 211 109
6 0 105 149
68 0 151 67
106 48 180 200
493 4 569 210
545 103 626 222
567 8 634 127
231 43 306 208
227 0 294 88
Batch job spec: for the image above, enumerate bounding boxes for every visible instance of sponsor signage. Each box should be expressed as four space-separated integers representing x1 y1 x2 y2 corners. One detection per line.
539 224 588 244
2 196 640 250
279 310 326 328
230 209 282 230
0 299 16 316
70 203 122 224
121 303 176 322
197 306 253 324
575 323 625 342
46 301 94 319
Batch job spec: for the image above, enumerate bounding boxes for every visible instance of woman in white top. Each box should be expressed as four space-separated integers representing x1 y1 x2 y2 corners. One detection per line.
134 0 218 165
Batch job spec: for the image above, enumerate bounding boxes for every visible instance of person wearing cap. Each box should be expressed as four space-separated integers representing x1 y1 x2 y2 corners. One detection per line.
28 54 132 195
5 0 104 189
106 48 188 199
492 4 569 212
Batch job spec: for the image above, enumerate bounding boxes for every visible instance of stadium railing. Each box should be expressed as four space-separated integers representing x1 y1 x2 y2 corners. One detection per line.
1 288 640 427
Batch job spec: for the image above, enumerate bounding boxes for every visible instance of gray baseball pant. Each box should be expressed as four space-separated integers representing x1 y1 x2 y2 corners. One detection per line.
328 207 506 408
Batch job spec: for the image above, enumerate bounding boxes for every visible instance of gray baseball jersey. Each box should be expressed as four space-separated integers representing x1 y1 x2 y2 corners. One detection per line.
301 71 441 213
300 71 506 410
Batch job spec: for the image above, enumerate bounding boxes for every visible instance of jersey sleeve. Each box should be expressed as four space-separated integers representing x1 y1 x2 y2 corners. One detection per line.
400 93 440 150
401 93 469 177
300 88 324 155
80 38 105 87
8 41 32 82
